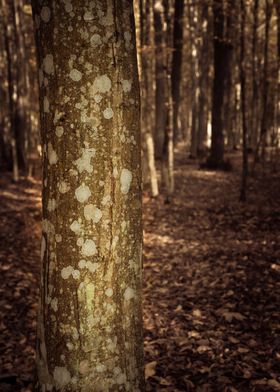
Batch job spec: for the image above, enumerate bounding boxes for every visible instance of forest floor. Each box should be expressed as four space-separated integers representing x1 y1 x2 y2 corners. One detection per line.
0 149 280 391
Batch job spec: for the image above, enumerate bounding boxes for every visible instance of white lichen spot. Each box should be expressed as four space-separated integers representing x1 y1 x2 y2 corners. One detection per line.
41 236 46 261
90 34 102 47
48 143 58 165
43 54 54 75
77 237 84 247
96 364 107 373
43 96 50 113
53 110 64 125
81 239 97 257
72 270 80 280
103 107 113 119
112 236 119 250
94 94 102 103
59 181 70 194
40 6 51 23
78 259 86 269
79 360 89 375
121 79 132 92
116 373 126 385
55 234 62 243
99 5 113 26
70 220 81 234
74 148 95 174
124 287 135 301
51 298 58 312
121 221 127 231
66 342 74 351
83 10 94 21
75 185 91 203
63 0 72 13
120 168 132 194
61 266 74 280
87 261 99 273
105 288 113 297
53 367 71 388
55 126 64 137
69 69 82 82
101 195 111 206
47 198 56 212
84 204 102 223
91 74 111 95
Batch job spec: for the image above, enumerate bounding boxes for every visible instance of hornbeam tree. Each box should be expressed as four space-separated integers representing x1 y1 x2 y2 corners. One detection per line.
31 1 144 391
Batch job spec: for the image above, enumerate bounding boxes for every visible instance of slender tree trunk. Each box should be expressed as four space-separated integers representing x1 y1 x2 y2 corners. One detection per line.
197 4 210 156
250 0 259 152
1 0 19 181
240 0 248 201
255 0 272 163
171 0 184 143
14 0 28 174
139 0 159 197
162 0 174 200
188 2 199 159
31 1 144 391
154 0 167 158
273 0 280 168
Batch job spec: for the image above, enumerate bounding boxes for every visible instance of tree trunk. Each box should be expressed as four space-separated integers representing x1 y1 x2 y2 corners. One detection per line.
208 0 232 168
250 0 259 152
197 4 210 156
31 1 144 391
239 0 248 201
139 0 159 197
188 2 199 159
171 0 184 143
161 0 174 200
1 0 19 181
255 0 272 163
154 0 167 158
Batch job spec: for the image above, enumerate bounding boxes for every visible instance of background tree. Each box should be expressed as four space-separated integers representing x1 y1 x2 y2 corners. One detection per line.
207 0 233 169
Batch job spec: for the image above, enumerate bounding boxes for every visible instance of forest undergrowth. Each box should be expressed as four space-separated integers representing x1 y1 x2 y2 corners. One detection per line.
0 149 280 392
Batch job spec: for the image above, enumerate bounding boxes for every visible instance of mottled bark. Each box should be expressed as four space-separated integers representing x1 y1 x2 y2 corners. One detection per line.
31 1 144 391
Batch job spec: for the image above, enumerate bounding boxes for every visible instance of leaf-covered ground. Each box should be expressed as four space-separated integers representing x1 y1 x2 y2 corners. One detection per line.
0 151 280 391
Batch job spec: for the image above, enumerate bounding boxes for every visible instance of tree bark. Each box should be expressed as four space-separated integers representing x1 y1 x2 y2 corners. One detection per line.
239 0 248 201
255 0 272 163
31 1 144 391
1 0 19 181
171 0 184 143
250 0 259 152
154 0 168 158
139 0 159 197
208 0 232 168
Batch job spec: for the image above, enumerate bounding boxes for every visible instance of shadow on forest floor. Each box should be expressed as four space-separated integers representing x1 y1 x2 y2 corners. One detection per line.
0 149 280 391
